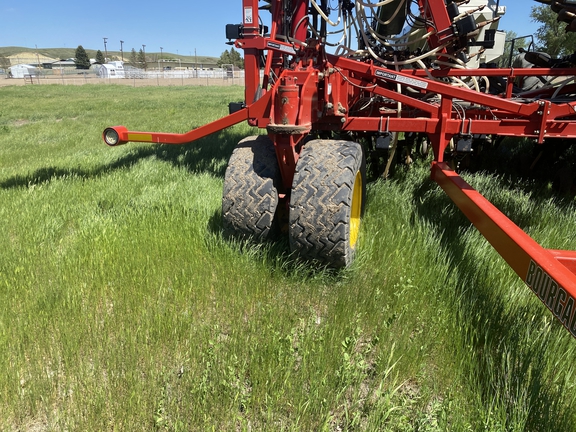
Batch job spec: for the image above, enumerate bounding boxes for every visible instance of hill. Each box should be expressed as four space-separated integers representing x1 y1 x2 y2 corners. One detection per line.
0 46 218 65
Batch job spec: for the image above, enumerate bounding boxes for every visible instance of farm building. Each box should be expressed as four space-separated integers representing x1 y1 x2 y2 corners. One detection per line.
8 64 37 78
48 59 78 71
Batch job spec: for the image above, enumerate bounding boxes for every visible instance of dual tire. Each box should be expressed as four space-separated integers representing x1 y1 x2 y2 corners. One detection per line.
222 137 365 268
289 139 365 268
222 135 280 241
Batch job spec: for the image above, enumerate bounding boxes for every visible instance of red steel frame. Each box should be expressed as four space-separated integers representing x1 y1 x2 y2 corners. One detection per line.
103 0 576 337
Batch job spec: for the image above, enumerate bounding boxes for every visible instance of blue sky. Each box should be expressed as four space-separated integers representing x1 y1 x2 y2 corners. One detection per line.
0 0 541 58
499 0 540 39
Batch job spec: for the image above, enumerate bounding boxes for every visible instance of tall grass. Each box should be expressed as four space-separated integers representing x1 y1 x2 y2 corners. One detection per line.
1 84 576 430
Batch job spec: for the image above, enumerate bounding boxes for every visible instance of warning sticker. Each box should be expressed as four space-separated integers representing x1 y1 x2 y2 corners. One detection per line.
267 41 296 55
375 69 428 90
244 7 253 24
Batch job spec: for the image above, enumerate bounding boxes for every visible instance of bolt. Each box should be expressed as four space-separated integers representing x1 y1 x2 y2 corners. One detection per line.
341 117 346 123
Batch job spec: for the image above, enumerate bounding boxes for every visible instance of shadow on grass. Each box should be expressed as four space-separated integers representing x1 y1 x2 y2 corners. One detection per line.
0 129 245 190
412 175 574 431
206 207 350 282
468 136 576 199
477 175 576 230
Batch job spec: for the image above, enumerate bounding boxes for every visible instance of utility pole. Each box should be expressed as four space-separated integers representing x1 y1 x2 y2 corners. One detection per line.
160 47 163 62
120 40 124 61
103 37 108 62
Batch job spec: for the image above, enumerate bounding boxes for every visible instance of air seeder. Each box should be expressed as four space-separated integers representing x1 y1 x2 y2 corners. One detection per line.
103 0 576 338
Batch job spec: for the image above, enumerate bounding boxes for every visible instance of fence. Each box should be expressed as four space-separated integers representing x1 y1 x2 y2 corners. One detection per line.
0 68 258 87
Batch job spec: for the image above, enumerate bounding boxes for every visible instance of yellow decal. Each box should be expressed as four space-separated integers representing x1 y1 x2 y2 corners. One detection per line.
127 133 153 142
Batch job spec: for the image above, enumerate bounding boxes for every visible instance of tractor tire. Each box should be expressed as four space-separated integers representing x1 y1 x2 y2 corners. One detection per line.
222 135 281 241
289 139 366 268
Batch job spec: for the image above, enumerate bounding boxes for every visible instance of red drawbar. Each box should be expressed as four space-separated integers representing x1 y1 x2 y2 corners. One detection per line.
432 162 576 337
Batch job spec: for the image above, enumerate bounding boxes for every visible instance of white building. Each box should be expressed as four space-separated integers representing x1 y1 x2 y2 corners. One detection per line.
97 61 125 79
8 64 38 78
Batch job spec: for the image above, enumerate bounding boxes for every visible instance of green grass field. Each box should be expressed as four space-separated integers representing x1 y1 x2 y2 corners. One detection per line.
1 84 576 431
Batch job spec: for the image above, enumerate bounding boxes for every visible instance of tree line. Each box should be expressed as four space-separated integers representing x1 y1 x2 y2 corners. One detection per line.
74 45 149 70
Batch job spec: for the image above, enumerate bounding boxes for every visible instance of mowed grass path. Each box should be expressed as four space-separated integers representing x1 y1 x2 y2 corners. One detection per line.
1 84 576 431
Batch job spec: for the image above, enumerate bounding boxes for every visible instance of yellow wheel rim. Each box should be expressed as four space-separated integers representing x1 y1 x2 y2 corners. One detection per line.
350 170 362 248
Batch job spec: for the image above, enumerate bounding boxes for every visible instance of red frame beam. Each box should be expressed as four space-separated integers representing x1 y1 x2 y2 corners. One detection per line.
241 0 261 104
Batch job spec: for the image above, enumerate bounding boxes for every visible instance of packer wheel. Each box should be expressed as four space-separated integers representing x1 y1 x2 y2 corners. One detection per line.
222 135 281 241
289 139 366 268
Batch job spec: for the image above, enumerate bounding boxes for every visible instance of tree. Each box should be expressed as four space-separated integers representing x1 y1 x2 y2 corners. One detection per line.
0 54 10 71
217 47 244 69
531 5 576 57
229 47 244 69
96 50 105 64
74 45 91 69
499 30 529 68
129 48 138 68
138 48 147 71
217 50 230 67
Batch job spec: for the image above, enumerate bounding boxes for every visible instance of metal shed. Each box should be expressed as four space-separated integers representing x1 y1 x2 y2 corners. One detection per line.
97 62 125 79
8 64 37 79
